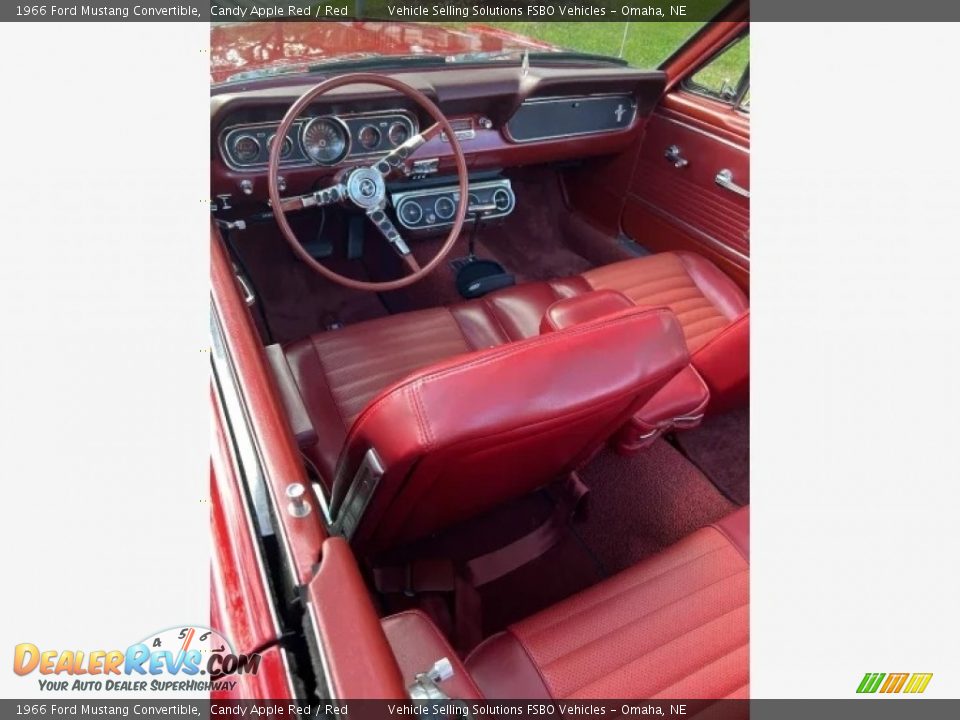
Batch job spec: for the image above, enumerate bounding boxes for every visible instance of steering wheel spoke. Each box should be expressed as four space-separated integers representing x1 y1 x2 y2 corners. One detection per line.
374 123 444 177
366 205 420 271
273 183 346 213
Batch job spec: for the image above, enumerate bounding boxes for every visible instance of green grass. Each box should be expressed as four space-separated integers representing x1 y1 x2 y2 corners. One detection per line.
483 22 707 68
452 21 750 95
688 34 748 94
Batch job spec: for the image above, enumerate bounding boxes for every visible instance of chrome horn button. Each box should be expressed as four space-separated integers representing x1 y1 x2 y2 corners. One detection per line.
345 167 386 209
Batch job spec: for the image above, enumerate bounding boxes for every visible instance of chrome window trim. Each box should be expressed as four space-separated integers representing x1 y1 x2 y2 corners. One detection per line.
210 302 302 606
210 383 283 638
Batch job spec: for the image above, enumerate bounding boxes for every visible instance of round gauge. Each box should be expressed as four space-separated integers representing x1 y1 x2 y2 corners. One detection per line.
301 117 350 165
434 195 456 221
388 121 410 146
398 200 423 226
267 133 293 159
468 193 480 210
358 125 381 151
232 134 261 164
492 188 512 212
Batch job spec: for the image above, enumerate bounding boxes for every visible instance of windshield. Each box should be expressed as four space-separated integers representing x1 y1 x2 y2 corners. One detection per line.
211 20 715 85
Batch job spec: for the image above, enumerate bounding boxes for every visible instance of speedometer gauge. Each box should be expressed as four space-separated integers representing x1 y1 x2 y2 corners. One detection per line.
302 117 349 165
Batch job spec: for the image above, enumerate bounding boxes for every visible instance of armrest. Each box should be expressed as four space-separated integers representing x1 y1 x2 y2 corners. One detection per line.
305 538 407 699
264 343 318 448
540 289 634 333
617 366 711 454
382 610 484 700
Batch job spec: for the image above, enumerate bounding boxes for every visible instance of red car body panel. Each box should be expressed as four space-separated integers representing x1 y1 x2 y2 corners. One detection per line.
211 21 555 84
211 227 328 585
210 390 280 655
211 388 295 699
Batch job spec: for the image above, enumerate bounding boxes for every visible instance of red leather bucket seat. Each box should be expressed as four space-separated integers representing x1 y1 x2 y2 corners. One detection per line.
278 252 749 496
326 305 690 553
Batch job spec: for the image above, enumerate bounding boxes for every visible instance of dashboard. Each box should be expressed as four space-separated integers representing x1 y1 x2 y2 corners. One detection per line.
210 65 666 210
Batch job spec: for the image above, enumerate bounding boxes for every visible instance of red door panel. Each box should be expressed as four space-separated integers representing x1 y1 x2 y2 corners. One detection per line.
622 98 749 290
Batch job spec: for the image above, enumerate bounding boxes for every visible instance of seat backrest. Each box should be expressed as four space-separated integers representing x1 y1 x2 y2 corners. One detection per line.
328 306 689 554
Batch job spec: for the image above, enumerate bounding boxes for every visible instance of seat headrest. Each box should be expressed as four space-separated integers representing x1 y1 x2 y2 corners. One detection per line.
540 289 635 333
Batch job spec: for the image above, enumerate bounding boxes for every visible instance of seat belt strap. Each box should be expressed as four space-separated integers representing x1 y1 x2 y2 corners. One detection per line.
464 472 589 586
372 473 590 651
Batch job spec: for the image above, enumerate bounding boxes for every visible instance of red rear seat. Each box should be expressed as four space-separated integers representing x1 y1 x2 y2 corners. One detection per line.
383 507 749 700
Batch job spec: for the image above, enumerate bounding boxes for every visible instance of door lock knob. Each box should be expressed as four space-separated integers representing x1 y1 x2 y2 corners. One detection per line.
665 145 689 168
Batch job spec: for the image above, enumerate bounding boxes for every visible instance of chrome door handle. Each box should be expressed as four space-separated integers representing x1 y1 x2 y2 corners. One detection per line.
715 169 750 198
664 145 688 168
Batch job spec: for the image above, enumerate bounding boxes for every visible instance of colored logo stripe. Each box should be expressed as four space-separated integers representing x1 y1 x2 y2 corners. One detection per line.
857 672 932 694
879 673 909 693
857 673 885 693
904 673 933 694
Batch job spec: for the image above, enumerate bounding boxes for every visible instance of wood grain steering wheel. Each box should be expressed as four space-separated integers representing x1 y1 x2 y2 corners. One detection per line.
267 74 468 292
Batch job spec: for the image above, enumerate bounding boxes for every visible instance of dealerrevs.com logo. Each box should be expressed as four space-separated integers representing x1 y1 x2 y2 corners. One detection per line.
857 672 933 694
13 626 259 693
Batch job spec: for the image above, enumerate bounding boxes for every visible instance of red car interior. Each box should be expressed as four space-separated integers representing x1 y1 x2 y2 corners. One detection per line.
210 9 750 703
281 250 747 503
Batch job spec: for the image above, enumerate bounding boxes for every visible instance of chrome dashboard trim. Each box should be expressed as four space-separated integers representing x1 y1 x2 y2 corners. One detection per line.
390 178 515 232
219 109 418 172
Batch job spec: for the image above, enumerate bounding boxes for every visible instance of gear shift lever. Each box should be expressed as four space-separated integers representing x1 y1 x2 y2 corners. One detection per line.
453 206 515 299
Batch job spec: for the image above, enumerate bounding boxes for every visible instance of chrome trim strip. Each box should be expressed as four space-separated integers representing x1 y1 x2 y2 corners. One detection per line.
210 304 301 600
220 119 310 172
210 312 286 644
330 448 385 540
278 647 300 700
210 390 283 637
219 109 418 172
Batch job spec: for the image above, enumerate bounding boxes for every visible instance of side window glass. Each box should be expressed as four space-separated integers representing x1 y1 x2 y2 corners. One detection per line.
685 34 749 106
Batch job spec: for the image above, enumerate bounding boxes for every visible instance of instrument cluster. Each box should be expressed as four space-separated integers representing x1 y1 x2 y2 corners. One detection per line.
220 110 417 171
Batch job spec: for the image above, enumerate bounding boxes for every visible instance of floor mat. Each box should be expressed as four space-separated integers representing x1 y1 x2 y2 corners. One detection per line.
226 218 389 344
373 440 736 648
373 490 603 645
673 407 750 506
574 441 737 575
